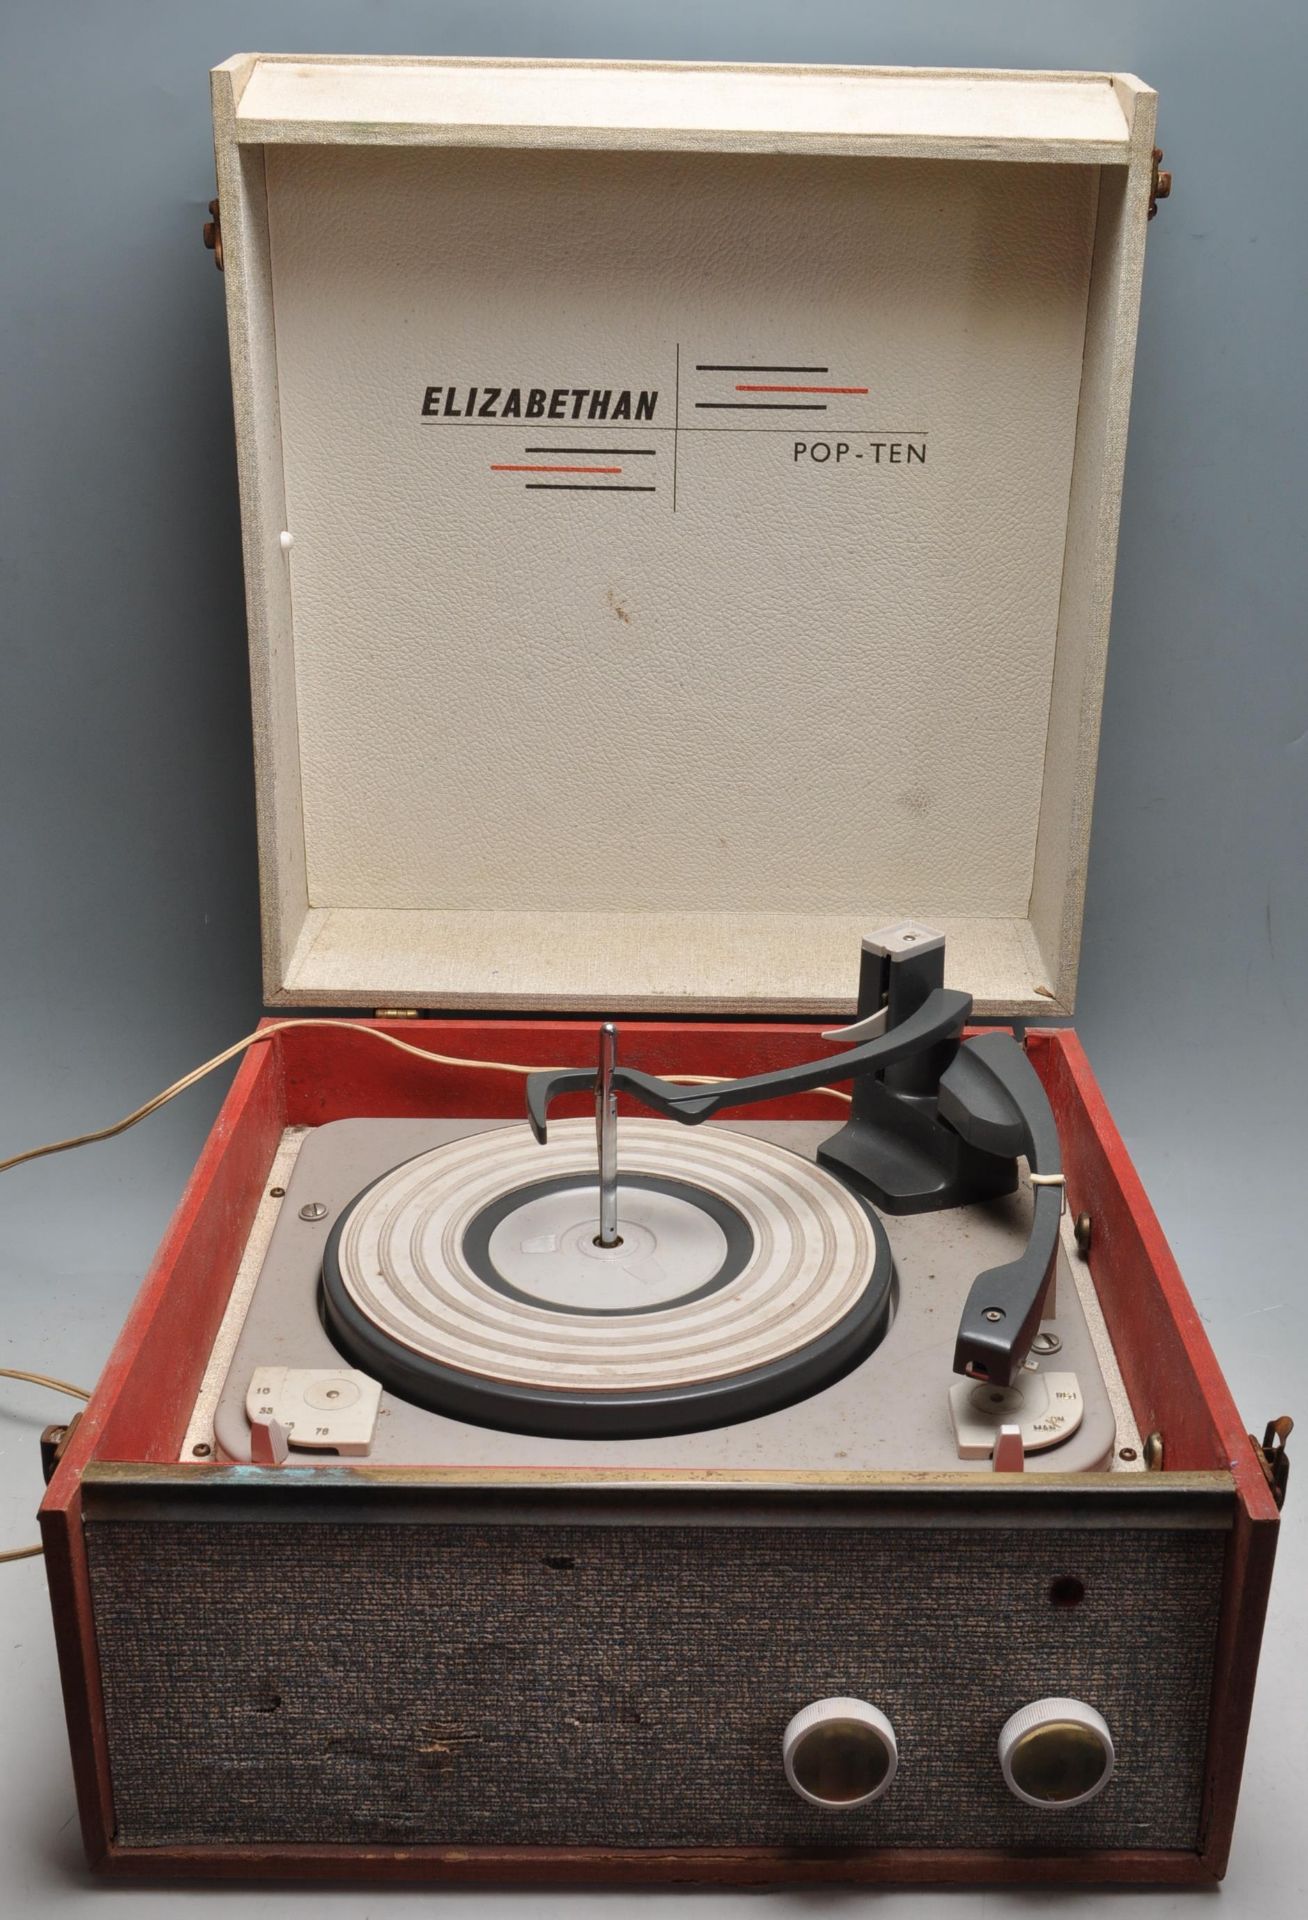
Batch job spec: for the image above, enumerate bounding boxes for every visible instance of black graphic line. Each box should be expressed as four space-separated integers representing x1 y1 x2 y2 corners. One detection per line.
695 364 829 372
525 484 657 493
524 446 656 455
694 402 828 412
419 418 657 427
673 342 680 513
422 421 927 434
683 425 928 435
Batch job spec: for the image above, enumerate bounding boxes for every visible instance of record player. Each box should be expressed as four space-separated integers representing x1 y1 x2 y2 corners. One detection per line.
37 54 1286 1888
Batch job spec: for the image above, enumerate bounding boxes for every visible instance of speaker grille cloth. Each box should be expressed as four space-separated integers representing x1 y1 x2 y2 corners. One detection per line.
88 1520 1223 1851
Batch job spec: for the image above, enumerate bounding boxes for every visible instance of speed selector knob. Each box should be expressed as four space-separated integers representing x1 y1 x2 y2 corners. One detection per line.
782 1698 898 1808
998 1698 1114 1808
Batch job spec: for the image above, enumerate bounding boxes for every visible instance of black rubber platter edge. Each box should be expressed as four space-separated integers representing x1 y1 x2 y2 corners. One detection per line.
320 1161 894 1441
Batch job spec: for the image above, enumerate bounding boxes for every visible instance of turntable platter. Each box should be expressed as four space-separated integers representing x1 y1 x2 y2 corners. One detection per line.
321 1119 892 1438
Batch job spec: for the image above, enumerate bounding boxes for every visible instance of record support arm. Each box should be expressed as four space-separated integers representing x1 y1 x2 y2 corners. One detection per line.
525 926 1064 1386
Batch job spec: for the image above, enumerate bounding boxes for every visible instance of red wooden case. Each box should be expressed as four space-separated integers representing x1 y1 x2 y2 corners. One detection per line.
37 59 1275 1885
38 1017 1280 1886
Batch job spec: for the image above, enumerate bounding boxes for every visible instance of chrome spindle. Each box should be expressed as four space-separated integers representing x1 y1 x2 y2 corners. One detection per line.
595 1022 620 1246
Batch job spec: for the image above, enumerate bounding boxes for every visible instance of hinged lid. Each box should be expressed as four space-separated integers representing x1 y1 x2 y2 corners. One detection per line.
211 55 1158 1015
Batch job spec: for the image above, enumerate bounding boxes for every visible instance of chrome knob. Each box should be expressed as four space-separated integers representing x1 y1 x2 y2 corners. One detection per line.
782 1697 898 1809
998 1697 1114 1808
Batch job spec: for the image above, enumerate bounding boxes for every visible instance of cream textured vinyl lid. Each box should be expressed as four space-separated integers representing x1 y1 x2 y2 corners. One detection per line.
214 57 1157 1009
233 59 1136 152
268 145 1094 922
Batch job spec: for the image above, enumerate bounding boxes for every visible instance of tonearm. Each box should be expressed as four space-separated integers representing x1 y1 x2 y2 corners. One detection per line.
527 923 1063 1387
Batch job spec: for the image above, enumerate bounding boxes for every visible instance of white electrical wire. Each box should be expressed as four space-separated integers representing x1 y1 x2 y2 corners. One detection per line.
0 1016 848 1179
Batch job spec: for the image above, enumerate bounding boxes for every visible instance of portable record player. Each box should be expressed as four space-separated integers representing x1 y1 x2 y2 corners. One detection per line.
37 54 1286 1888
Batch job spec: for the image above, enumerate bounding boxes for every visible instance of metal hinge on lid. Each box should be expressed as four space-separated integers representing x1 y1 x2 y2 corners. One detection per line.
40 1413 82 1486
375 1008 421 1019
1250 1415 1292 1509
202 196 223 270
1149 148 1172 221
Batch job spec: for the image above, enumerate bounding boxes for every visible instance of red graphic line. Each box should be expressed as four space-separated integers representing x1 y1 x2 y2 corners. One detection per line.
735 384 869 395
490 463 621 474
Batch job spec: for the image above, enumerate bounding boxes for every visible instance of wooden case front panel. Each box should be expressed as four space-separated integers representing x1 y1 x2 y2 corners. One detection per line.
82 1489 1225 1857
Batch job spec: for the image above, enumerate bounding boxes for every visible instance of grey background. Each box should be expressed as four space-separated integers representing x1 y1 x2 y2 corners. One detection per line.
0 0 1304 1913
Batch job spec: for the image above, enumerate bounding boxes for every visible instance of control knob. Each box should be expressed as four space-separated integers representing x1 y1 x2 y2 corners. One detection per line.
998 1697 1114 1808
782 1698 898 1809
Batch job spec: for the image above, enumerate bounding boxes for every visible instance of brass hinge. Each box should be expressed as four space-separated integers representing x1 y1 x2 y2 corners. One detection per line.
40 1413 82 1487
202 196 224 270
374 1007 421 1019
1148 147 1172 221
1250 1415 1293 1509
